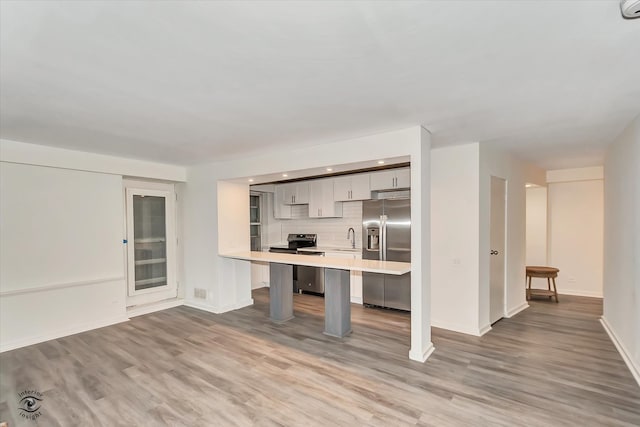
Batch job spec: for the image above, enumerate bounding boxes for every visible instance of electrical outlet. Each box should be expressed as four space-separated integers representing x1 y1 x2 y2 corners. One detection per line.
194 288 207 299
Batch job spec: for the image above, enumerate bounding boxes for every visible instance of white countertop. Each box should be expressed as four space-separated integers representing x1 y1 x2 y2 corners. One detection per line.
219 251 410 275
297 246 361 254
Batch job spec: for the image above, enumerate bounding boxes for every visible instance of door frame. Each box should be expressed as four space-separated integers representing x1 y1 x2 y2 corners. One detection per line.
123 179 178 307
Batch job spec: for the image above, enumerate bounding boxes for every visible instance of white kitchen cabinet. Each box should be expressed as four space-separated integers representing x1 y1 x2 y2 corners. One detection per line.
369 167 410 191
333 173 371 201
308 179 343 218
273 186 292 219
279 182 309 205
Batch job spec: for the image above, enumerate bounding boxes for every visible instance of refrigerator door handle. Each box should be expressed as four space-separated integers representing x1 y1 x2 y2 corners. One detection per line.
380 214 388 261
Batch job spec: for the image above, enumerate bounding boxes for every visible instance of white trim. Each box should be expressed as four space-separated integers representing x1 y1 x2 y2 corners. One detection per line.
125 183 178 305
555 289 603 298
600 317 640 387
546 166 604 183
184 300 221 314
409 342 435 362
431 319 490 336
127 298 184 318
0 276 124 297
505 302 529 318
478 323 492 336
184 298 254 314
350 296 363 305
0 138 186 182
0 315 129 353
216 298 254 313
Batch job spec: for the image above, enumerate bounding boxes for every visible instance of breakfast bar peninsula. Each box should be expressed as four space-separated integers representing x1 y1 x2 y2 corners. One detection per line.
219 251 411 337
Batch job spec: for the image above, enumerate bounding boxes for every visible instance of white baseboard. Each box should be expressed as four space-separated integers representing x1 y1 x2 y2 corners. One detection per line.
127 298 184 318
0 315 129 353
600 317 640 387
431 319 489 336
556 289 603 298
350 296 363 305
409 342 435 362
506 302 529 318
184 298 254 314
478 323 492 336
183 300 220 314
217 298 254 313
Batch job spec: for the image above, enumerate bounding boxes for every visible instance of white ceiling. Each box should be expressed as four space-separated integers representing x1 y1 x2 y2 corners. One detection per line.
1 1 639 169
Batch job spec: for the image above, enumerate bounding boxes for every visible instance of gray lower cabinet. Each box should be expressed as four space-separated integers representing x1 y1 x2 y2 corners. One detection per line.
363 272 411 311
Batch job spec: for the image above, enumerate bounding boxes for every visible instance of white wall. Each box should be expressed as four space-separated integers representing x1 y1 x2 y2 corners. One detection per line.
547 170 604 297
1 138 186 181
525 187 547 266
0 140 186 352
430 143 481 335
183 126 434 362
602 114 640 385
430 143 541 336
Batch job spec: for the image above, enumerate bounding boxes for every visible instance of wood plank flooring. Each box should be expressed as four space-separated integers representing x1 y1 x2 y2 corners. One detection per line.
1 290 639 426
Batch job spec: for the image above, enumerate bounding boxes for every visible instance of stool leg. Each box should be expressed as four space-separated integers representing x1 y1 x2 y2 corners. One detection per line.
526 275 531 300
547 278 552 300
552 277 559 303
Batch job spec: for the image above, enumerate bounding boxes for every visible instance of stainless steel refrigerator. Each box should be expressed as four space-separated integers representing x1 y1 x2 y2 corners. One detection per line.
362 197 411 311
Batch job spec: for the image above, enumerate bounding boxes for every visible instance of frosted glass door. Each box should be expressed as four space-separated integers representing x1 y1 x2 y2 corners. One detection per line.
133 195 167 291
126 186 176 305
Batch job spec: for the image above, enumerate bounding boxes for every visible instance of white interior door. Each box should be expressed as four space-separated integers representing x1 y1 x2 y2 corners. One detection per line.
126 185 177 306
490 176 506 324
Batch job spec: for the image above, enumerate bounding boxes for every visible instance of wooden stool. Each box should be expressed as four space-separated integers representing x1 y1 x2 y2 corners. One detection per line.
526 266 559 303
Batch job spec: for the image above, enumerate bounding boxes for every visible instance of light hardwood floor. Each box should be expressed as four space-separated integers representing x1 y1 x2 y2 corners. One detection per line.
1 290 639 426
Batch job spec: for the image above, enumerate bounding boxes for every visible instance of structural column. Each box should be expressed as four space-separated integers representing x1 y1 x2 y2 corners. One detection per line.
269 263 294 322
324 268 351 337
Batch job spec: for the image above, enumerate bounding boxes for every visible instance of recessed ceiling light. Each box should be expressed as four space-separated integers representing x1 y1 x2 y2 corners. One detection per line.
248 178 254 182
282 173 288 177
525 184 533 188
377 160 385 165
326 168 333 172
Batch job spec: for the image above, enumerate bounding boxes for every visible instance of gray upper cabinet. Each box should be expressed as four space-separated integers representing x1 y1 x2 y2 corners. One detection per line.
369 168 410 191
333 173 371 201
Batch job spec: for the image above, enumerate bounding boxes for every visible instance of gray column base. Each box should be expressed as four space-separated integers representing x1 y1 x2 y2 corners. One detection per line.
269 263 294 323
324 268 351 338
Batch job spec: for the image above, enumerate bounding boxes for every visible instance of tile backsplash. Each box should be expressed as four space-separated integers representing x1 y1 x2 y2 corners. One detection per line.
265 197 363 249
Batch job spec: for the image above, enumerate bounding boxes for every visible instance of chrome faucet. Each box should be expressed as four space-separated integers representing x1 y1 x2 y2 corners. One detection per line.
347 227 356 249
